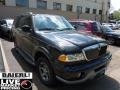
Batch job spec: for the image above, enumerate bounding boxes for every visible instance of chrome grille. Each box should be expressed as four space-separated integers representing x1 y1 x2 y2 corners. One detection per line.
83 43 107 61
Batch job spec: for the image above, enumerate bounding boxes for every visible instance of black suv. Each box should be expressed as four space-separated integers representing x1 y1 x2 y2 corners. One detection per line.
12 13 112 85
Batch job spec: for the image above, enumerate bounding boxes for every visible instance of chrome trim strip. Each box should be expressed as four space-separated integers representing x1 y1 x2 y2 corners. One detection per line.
82 49 88 61
82 43 107 61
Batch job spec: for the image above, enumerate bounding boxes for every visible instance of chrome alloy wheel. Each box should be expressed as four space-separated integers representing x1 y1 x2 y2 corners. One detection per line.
39 62 50 81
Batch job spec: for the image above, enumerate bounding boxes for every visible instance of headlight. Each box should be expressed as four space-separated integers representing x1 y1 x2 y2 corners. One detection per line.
58 53 85 62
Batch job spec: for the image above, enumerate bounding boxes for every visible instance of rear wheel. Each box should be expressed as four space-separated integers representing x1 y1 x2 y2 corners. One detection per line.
36 57 56 86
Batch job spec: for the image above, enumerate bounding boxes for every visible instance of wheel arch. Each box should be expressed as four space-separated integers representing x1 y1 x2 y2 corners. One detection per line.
33 47 53 66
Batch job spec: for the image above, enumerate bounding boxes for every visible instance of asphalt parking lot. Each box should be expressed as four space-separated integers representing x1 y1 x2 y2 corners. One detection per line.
0 36 120 90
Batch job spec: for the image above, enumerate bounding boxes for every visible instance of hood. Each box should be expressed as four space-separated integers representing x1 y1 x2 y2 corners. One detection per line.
35 30 105 52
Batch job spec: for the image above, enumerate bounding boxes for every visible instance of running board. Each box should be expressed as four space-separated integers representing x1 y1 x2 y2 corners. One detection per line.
16 48 35 66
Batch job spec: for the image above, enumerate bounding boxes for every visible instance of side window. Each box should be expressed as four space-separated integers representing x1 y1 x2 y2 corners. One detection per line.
1 20 6 25
70 22 77 28
77 22 87 30
14 16 21 28
70 22 86 30
18 16 32 28
24 17 32 27
91 22 101 32
18 17 26 28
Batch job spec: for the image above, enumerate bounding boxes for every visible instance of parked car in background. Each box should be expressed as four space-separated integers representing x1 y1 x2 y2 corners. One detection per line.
12 13 112 86
69 19 102 37
70 20 120 45
102 23 119 30
0 19 14 40
117 21 120 28
101 26 120 45
102 23 113 29
109 23 119 30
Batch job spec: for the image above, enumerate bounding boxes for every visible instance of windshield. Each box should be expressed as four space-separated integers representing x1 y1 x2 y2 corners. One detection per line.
102 26 113 32
34 14 74 31
6 20 14 26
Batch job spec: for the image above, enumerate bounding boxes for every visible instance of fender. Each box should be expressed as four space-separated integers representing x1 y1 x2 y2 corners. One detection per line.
32 46 53 64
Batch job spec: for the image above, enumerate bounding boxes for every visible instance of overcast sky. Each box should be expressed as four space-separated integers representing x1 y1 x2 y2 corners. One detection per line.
111 0 120 11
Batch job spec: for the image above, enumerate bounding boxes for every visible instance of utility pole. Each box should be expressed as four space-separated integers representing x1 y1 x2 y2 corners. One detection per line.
101 1 104 23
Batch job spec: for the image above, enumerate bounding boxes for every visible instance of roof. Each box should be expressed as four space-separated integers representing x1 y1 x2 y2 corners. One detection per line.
21 12 62 17
69 19 97 23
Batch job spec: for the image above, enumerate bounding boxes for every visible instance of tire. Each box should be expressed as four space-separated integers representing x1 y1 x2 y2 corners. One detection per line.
107 38 115 45
36 57 56 86
8 31 13 41
14 38 17 48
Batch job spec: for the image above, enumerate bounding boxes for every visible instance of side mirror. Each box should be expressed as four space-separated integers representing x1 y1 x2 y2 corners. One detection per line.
22 25 31 32
73 25 77 29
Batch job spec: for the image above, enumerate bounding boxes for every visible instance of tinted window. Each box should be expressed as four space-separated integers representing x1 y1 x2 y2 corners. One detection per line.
70 22 87 30
77 22 87 30
91 22 101 32
14 16 21 28
0 20 6 25
70 22 77 27
18 16 32 28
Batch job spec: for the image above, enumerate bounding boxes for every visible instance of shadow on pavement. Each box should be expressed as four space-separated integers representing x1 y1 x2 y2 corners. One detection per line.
0 34 12 42
11 48 120 90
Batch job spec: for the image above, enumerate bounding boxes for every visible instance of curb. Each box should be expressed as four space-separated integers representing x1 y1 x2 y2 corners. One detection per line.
0 39 10 72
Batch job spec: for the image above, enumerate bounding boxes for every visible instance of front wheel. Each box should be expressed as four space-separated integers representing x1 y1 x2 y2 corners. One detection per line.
13 38 18 48
8 31 13 41
36 57 56 86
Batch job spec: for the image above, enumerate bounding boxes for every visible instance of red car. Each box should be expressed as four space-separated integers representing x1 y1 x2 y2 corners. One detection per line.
69 19 102 37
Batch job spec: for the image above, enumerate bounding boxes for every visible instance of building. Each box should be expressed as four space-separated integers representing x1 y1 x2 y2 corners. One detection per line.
0 0 110 22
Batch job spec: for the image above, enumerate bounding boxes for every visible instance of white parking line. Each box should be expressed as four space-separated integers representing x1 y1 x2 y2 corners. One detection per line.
0 39 10 72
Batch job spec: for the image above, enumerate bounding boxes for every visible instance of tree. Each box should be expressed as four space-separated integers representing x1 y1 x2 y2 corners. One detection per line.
111 10 120 20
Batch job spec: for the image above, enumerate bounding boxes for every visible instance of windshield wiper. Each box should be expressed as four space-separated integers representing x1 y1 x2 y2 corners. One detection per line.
59 28 75 31
39 28 56 30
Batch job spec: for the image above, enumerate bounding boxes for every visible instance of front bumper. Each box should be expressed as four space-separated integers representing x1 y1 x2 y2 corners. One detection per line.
54 52 112 84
